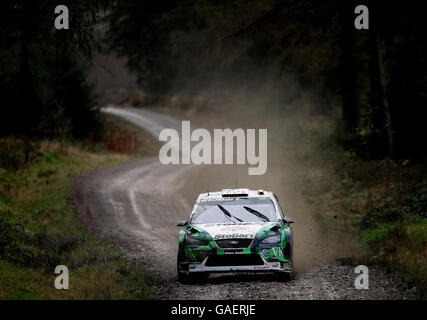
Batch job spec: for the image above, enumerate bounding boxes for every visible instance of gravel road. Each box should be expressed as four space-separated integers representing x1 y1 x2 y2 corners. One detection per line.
71 107 415 299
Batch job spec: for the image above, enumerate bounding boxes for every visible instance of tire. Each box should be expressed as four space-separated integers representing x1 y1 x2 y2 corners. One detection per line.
178 270 193 284
278 261 294 281
177 259 192 284
177 258 206 284
278 271 294 281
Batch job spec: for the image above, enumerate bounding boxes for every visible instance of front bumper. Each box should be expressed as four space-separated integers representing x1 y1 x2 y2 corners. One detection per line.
187 256 292 273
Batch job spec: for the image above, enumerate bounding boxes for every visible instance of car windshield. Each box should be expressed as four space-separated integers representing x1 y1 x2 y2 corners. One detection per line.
190 197 279 224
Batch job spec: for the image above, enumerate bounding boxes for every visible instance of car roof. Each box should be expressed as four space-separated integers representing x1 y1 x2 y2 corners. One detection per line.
189 188 285 221
196 188 275 202
189 188 289 221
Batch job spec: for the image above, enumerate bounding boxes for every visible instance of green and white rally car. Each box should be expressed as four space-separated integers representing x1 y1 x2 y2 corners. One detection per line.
177 188 294 283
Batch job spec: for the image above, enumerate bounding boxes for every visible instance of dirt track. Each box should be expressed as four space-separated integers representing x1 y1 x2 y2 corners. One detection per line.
71 107 415 299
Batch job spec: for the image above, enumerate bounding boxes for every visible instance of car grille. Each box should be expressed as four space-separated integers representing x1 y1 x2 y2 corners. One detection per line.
215 239 253 249
205 254 264 267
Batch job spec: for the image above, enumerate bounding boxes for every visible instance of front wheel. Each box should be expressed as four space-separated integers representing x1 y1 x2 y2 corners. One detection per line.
177 258 206 284
278 261 294 281
177 259 192 283
278 271 294 281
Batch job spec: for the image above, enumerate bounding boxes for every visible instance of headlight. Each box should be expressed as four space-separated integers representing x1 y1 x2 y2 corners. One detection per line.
186 235 209 248
259 234 281 246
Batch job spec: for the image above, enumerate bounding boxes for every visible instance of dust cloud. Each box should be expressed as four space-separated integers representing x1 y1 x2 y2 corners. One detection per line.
165 74 358 273
89 51 359 273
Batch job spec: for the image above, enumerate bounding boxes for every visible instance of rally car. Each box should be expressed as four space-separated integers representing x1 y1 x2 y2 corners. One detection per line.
177 188 294 283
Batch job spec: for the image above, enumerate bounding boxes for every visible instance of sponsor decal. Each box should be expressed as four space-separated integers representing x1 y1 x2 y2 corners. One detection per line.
214 233 254 239
202 223 272 240
219 226 251 232
224 250 244 255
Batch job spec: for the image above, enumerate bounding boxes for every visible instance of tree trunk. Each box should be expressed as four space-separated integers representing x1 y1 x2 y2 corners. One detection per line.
376 34 394 156
19 12 30 91
339 2 359 134
18 1 40 132
368 22 388 159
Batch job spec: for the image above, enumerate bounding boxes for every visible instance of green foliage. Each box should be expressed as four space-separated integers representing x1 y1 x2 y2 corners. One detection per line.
52 60 102 139
0 1 103 140
0 212 156 299
0 137 155 299
308 132 427 298
0 215 31 264
0 138 40 172
108 0 178 94
359 218 427 299
356 181 427 229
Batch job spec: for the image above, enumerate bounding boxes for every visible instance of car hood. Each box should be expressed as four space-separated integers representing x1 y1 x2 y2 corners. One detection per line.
197 222 276 240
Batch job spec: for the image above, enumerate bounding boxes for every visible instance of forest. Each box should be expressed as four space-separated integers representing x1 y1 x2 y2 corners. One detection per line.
1 0 425 160
0 0 426 299
107 0 426 160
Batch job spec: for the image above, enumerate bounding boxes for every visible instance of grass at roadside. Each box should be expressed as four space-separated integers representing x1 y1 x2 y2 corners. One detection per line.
299 120 426 299
0 113 158 299
96 113 160 156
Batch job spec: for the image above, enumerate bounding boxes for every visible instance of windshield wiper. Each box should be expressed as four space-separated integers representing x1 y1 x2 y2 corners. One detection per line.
217 204 243 223
243 206 270 222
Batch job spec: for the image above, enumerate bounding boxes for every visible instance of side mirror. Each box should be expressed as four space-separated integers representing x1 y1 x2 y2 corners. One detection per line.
177 221 187 227
284 218 294 224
